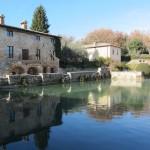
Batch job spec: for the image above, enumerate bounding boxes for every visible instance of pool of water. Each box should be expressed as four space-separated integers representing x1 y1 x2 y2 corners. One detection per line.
0 80 150 150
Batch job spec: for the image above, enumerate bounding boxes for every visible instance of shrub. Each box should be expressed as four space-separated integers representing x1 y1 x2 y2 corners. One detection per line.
128 39 148 55
95 57 106 66
135 63 150 76
95 57 112 67
111 62 129 71
104 58 112 66
128 63 150 76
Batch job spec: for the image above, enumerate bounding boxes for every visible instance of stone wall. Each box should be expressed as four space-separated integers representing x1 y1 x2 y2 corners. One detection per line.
67 71 97 82
0 69 111 88
41 73 63 84
67 68 110 82
0 77 9 86
23 75 43 85
111 71 142 80
6 74 43 86
0 73 63 88
7 75 22 85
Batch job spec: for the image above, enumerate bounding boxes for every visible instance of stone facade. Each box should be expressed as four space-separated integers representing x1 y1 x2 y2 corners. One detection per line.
84 42 121 62
0 15 61 76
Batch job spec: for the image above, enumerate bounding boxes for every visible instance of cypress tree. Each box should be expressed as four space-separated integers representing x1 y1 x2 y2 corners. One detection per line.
31 5 49 33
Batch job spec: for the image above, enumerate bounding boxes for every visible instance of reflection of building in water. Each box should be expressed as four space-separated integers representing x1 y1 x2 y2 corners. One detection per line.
111 79 142 88
87 90 124 121
88 90 122 109
87 84 150 121
0 91 62 149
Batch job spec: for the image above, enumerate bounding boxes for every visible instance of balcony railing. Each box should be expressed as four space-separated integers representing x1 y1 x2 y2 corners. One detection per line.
8 54 59 66
10 55 41 64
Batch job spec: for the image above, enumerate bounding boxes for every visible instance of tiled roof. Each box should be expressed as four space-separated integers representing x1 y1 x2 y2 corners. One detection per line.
0 24 61 38
84 42 120 48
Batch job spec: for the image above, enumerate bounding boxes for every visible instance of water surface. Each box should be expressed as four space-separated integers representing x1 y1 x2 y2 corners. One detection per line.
0 80 150 150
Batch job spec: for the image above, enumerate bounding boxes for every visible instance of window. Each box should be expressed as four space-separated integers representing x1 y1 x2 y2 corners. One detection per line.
117 49 119 55
7 46 14 58
36 36 40 41
36 49 41 60
7 30 13 37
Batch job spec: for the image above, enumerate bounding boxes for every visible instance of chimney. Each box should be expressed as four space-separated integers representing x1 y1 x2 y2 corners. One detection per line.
21 20 27 29
0 14 5 25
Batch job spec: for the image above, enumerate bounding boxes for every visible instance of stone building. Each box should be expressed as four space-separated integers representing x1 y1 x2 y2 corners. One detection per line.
0 15 61 76
84 42 121 62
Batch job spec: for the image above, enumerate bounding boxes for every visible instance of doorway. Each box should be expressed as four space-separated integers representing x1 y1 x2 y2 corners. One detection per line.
51 68 54 73
22 49 29 60
43 67 47 73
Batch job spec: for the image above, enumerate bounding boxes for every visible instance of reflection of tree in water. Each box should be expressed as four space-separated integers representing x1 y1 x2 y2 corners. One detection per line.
34 102 63 150
34 128 49 150
60 96 88 114
52 103 63 125
120 88 145 111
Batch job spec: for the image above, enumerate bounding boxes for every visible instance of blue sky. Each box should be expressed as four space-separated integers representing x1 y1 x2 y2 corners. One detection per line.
1 0 150 39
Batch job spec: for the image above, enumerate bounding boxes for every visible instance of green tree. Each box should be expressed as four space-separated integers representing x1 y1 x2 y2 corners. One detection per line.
31 5 49 33
128 39 148 55
60 36 89 68
121 48 128 56
94 57 105 67
54 37 61 59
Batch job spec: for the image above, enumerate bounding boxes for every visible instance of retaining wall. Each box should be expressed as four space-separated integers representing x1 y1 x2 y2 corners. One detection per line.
41 73 63 84
67 68 110 82
0 73 63 88
0 68 110 88
6 75 43 85
111 71 142 80
67 71 97 82
0 77 9 86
